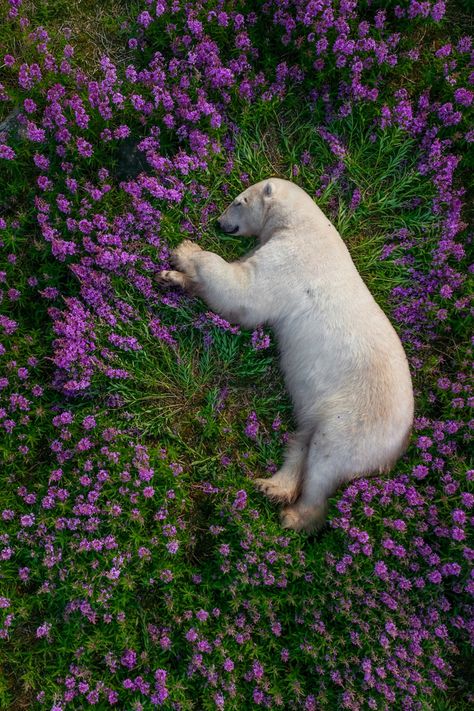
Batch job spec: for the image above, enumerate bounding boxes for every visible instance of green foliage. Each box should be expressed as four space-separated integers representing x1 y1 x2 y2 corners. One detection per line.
0 0 472 709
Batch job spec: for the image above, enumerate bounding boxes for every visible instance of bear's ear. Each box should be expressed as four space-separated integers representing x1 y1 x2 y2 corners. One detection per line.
263 181 274 198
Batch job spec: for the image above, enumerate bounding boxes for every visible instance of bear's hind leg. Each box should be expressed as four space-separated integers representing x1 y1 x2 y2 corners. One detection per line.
254 430 309 504
280 431 345 532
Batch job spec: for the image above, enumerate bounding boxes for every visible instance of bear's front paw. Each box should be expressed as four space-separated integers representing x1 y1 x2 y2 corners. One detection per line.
158 270 191 289
171 240 202 272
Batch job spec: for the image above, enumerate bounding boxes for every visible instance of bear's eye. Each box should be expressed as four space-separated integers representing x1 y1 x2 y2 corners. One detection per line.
243 197 248 204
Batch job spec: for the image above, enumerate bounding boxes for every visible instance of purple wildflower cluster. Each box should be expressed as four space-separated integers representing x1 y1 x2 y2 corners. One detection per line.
0 0 472 708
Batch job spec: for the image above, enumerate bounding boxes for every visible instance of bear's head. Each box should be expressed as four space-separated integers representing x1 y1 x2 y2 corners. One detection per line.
216 179 276 238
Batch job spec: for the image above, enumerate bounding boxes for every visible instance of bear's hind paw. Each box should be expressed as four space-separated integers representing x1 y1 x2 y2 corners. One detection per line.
254 476 299 504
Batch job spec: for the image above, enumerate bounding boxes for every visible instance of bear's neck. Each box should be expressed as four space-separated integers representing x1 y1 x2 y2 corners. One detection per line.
259 209 293 243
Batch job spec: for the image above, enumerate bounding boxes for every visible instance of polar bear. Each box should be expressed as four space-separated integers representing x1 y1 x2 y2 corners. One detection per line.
160 178 414 532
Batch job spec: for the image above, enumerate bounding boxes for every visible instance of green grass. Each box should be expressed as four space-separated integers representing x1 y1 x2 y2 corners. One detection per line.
0 2 472 708
0 92 467 709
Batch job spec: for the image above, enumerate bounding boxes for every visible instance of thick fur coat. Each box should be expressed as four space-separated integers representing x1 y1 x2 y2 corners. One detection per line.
160 178 414 531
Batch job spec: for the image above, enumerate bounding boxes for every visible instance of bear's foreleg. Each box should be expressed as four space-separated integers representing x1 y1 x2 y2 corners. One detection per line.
161 240 272 328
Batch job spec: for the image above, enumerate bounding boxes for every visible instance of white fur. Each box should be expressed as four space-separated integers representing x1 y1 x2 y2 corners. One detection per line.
160 178 414 532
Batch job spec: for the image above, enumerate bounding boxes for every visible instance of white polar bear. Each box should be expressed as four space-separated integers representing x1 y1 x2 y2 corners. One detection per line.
160 178 414 532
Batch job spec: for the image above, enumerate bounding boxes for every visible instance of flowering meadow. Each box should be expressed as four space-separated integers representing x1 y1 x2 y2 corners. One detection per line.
0 0 473 708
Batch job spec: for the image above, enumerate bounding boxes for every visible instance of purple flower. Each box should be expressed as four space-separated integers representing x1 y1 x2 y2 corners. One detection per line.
138 11 153 27
23 98 37 113
0 145 16 160
20 514 35 527
454 87 473 106
461 492 473 508
350 188 362 210
451 527 466 541
428 570 442 584
121 649 137 669
374 561 388 579
251 328 271 350
76 138 93 157
233 490 247 510
412 464 429 479
252 660 264 679
26 122 46 142
36 622 52 638
108 333 142 352
244 411 259 440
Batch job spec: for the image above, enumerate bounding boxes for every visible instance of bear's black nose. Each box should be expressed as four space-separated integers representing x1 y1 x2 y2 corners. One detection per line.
216 219 222 230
